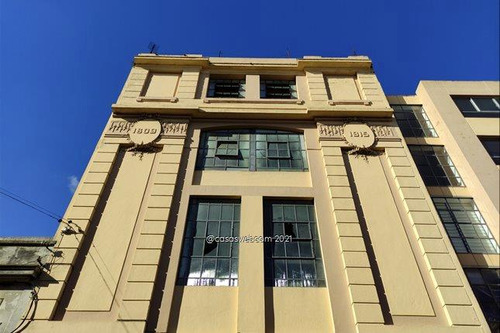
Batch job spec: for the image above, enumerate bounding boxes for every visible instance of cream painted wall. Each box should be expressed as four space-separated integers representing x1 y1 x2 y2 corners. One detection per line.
415 81 499 244
28 57 492 333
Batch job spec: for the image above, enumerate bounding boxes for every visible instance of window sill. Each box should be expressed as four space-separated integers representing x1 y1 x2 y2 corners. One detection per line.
461 112 500 118
426 186 470 197
136 96 178 103
457 253 500 268
203 98 305 105
404 137 441 145
328 99 371 106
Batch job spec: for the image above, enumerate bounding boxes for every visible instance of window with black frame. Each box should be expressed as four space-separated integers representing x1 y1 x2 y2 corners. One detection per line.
177 199 240 286
432 197 499 254
464 268 500 331
408 145 464 186
207 79 246 98
196 129 308 171
479 138 500 165
264 200 325 287
452 96 500 117
391 104 438 138
260 80 297 99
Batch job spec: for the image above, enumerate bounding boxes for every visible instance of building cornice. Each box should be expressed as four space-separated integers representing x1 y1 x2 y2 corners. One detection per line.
133 54 373 72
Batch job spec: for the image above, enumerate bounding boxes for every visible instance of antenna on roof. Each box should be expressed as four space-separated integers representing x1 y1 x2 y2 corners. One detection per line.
351 48 357 56
286 48 291 57
148 42 159 54
218 50 222 57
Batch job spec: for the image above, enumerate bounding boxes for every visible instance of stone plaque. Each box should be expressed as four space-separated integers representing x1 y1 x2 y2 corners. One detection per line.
343 123 375 148
129 120 161 145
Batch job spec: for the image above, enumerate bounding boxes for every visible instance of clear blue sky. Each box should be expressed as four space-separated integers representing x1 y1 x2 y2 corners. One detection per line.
0 0 498 237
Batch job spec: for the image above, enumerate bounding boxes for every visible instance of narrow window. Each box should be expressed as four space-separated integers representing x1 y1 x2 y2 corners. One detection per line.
177 199 240 286
264 200 325 287
391 104 438 138
433 197 499 254
409 145 464 186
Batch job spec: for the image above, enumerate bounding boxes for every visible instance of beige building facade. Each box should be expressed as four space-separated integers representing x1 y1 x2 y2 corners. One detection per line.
389 82 500 331
18 55 498 332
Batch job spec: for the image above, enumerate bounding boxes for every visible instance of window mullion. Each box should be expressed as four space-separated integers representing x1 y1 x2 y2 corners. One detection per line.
470 98 481 112
250 131 256 171
492 97 500 109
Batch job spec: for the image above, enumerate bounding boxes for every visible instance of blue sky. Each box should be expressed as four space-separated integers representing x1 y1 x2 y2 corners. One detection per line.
0 0 498 237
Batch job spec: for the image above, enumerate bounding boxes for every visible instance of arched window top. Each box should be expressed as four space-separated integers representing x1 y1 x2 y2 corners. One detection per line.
196 129 308 171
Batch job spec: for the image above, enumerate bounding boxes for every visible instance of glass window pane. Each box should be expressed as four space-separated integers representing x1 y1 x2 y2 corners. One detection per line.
221 205 233 221
391 104 437 138
208 79 245 98
285 242 299 257
480 139 500 165
296 205 309 221
433 197 499 254
298 242 313 258
297 224 312 239
207 221 219 237
218 243 231 257
473 98 499 111
231 259 239 279
192 239 204 256
197 204 208 220
216 258 230 279
265 200 325 288
177 199 240 286
274 259 287 280
188 258 202 278
196 129 307 171
409 145 464 187
464 268 500 329
202 258 216 278
453 97 476 112
220 221 232 237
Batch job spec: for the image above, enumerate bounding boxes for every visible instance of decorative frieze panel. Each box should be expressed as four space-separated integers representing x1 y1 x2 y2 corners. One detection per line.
370 125 397 138
162 122 188 136
108 121 134 134
106 119 188 139
317 121 399 141
318 123 344 138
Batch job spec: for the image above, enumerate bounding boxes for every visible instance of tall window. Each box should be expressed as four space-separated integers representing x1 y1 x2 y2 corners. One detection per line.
433 197 499 254
480 138 500 165
391 104 438 137
177 199 240 286
264 200 325 287
207 79 246 98
464 268 500 331
260 80 297 99
409 145 464 186
196 129 308 171
453 96 500 117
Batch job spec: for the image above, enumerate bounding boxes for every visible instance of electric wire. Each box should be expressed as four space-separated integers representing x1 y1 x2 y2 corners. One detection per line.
10 288 38 333
0 187 60 217
0 187 82 330
0 187 74 227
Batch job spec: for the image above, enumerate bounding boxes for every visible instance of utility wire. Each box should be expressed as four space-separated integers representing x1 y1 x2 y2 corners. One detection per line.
0 187 72 226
